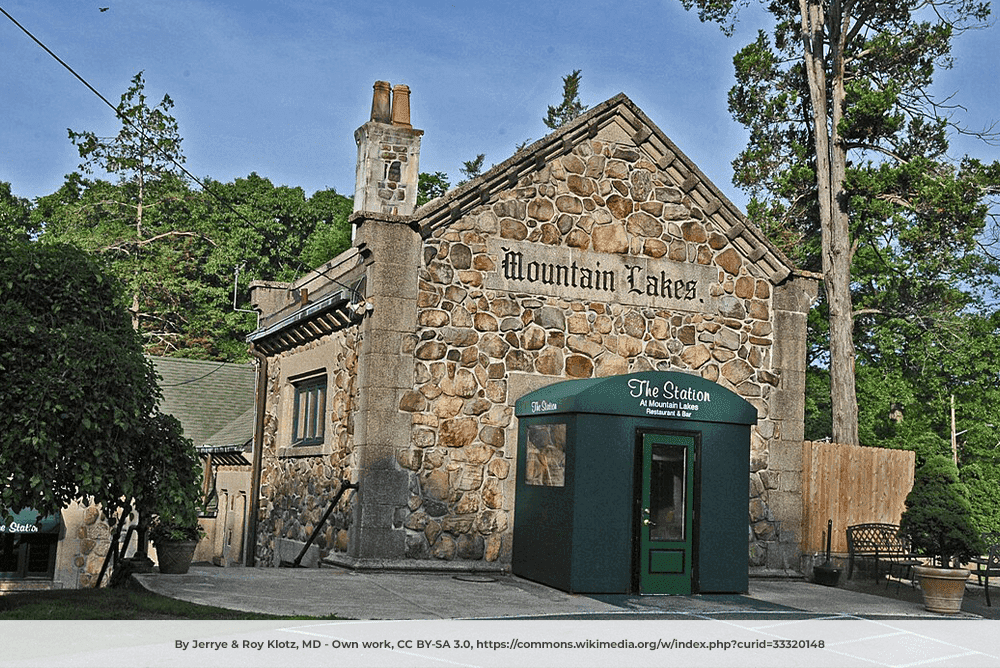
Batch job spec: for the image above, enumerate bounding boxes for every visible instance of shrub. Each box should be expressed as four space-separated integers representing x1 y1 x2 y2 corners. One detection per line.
900 454 983 568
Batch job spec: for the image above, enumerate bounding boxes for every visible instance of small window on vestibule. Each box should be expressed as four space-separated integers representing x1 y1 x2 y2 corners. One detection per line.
525 423 567 487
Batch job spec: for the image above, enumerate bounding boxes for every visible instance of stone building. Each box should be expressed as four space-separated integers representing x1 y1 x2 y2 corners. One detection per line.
246 82 817 581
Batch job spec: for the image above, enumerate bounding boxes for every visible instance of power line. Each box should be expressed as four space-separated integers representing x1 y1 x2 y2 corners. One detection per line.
158 359 234 387
0 6 120 117
1 5 259 231
1 5 366 308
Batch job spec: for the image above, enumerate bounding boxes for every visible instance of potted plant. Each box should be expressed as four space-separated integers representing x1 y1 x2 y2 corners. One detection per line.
899 453 983 613
148 496 204 575
138 413 206 575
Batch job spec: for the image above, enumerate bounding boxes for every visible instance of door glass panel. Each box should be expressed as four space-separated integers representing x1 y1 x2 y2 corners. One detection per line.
648 444 686 542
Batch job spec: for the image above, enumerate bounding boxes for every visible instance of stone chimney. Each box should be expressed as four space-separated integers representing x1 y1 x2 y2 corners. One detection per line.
353 81 423 216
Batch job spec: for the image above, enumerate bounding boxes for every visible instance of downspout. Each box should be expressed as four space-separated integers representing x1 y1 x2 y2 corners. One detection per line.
245 343 268 566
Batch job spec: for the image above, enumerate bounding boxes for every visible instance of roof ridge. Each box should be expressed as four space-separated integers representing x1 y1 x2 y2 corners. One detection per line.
411 92 798 281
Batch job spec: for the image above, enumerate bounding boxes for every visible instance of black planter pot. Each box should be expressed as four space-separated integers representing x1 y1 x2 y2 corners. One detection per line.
154 539 197 574
813 562 842 586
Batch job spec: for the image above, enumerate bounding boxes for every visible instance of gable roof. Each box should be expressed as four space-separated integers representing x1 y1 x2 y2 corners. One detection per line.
150 356 256 448
203 406 256 449
414 93 796 285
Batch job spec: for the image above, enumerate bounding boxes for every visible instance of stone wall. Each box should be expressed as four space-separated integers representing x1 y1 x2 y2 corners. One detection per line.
254 327 360 566
391 135 811 570
72 503 114 588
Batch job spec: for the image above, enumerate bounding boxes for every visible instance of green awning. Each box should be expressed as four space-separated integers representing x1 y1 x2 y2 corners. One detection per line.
515 370 758 425
1 508 62 534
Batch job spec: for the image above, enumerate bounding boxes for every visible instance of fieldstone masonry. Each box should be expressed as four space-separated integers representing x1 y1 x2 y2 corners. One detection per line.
248 88 816 576
253 327 360 566
74 503 112 588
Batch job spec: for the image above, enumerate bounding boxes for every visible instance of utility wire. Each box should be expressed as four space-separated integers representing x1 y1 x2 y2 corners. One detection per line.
3 4 367 395
158 359 240 387
1 6 120 117
0 5 363 299
1 5 265 235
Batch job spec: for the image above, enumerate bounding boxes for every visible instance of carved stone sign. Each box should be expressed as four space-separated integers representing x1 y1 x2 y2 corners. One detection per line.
485 238 719 312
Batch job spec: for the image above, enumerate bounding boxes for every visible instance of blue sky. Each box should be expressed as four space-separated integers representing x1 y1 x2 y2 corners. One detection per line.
2 0 999 211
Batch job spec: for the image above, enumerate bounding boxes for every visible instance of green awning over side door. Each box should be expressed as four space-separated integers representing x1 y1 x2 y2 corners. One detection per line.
1 508 62 534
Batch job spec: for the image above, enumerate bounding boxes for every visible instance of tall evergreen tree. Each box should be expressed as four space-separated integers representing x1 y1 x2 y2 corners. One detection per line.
459 154 487 184
680 0 1000 444
36 73 354 361
543 70 588 130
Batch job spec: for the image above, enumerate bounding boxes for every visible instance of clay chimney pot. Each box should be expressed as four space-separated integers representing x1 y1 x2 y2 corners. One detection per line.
391 84 412 128
371 81 391 123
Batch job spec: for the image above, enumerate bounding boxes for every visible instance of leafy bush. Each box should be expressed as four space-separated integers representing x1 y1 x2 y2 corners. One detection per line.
0 239 203 543
900 454 983 567
139 413 205 543
961 462 1000 536
0 240 158 519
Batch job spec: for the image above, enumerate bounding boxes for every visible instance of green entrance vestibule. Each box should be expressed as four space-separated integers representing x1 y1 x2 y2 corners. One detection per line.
512 371 757 595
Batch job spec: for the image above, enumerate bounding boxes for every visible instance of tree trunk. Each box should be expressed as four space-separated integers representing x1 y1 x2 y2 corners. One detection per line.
799 0 860 445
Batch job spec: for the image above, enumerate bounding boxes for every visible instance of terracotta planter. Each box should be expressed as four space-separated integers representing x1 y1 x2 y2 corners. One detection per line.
155 540 198 574
914 565 969 614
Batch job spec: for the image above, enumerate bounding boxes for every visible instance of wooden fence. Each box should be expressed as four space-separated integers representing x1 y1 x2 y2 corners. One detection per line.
801 441 915 554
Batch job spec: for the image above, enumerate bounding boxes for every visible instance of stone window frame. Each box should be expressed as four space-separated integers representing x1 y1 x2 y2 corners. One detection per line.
291 372 327 447
277 365 330 458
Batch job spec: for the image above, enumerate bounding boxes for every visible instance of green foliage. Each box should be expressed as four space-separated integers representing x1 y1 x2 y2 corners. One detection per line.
0 239 192 523
543 70 588 130
418 171 451 207
900 454 983 567
35 170 352 361
0 182 36 241
138 413 204 543
68 71 184 187
714 0 1000 529
299 187 354 268
803 367 832 441
458 154 487 184
962 462 1000 536
31 72 355 362
689 0 1000 448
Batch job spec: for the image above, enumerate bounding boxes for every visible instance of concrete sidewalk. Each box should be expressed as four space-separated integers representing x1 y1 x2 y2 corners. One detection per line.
132 565 979 620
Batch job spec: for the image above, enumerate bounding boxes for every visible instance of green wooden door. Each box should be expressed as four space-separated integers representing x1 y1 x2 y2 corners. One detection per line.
639 432 695 594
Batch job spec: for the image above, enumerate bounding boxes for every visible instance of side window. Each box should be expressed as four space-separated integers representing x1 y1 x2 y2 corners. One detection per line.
292 374 327 446
525 423 567 487
1 534 58 580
